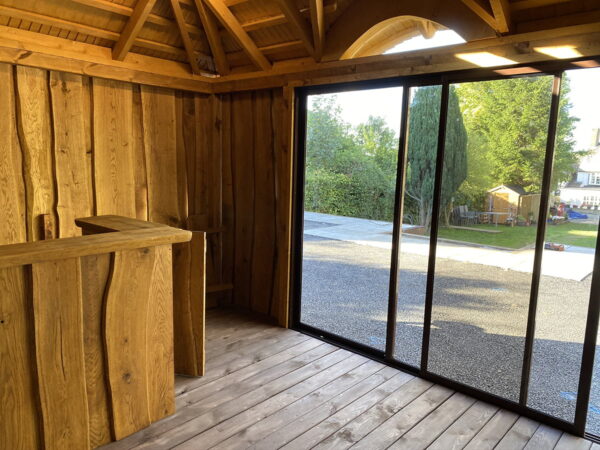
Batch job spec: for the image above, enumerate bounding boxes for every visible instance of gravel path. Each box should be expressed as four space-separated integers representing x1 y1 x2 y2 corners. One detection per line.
300 234 600 432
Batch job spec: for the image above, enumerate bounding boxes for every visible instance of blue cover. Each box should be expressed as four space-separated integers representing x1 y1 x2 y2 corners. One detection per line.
567 209 588 219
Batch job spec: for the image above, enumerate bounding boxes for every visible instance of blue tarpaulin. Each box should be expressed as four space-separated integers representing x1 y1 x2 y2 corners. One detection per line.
568 209 589 220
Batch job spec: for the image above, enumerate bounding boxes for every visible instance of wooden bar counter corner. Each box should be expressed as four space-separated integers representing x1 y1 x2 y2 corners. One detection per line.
0 215 207 450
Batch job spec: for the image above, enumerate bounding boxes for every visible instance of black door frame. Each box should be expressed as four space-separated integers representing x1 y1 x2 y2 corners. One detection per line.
290 57 600 439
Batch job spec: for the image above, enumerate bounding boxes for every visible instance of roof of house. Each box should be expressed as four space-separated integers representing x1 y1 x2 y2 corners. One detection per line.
488 184 528 195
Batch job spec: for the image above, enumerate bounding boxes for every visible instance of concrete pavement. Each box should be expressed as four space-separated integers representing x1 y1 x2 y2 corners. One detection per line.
304 211 595 281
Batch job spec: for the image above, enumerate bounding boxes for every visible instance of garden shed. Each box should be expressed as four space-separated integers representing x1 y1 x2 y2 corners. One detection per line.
0 0 600 449
487 184 542 223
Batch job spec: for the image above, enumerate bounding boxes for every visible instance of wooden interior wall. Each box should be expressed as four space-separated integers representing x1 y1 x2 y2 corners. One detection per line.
0 60 294 325
219 88 294 327
0 63 197 240
0 62 227 308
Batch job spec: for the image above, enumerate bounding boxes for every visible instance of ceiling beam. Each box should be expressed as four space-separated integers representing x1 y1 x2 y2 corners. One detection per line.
0 25 213 93
73 0 173 27
309 0 325 60
214 22 600 92
274 0 315 57
490 0 511 33
170 0 202 74
0 4 195 60
195 0 229 74
241 3 336 32
460 0 500 32
113 0 158 60
203 0 271 71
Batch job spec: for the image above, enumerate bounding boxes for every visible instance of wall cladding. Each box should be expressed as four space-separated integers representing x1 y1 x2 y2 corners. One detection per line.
0 60 293 326
0 63 224 306
220 88 294 326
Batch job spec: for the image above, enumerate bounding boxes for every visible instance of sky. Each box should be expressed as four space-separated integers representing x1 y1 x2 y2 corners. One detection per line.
308 31 600 152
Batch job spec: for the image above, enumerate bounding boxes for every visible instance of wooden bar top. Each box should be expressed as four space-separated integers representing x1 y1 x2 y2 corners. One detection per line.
0 216 192 269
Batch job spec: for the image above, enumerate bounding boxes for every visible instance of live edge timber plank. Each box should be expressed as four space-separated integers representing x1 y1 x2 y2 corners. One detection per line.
104 246 175 439
0 63 36 450
104 247 154 439
15 65 56 241
0 63 26 245
49 71 93 238
173 232 206 376
0 266 40 450
81 253 112 448
146 244 176 423
140 85 181 227
32 257 91 450
92 78 137 218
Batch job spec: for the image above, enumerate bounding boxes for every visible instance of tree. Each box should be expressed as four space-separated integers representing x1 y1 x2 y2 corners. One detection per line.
404 86 468 230
455 76 579 193
304 95 398 221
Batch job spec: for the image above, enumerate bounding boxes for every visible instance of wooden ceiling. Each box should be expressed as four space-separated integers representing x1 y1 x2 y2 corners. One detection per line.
0 0 598 97
0 0 598 79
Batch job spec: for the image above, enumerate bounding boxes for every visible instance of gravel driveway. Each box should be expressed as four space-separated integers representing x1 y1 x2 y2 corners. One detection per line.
300 233 600 433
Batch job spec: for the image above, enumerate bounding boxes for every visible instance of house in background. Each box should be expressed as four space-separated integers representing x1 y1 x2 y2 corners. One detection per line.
560 129 600 208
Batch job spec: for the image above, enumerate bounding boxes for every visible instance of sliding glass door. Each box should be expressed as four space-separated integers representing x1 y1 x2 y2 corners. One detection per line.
293 61 600 438
298 85 404 351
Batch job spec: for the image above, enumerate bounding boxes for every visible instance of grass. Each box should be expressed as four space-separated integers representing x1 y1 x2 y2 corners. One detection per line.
436 222 598 249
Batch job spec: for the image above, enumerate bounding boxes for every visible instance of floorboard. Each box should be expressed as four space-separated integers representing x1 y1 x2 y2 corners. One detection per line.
101 310 595 450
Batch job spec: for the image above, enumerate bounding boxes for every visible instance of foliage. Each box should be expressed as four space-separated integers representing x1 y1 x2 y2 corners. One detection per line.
305 96 397 221
455 76 579 194
404 86 468 229
303 77 581 226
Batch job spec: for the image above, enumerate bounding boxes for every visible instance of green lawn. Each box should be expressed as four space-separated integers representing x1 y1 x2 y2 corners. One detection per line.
436 222 598 249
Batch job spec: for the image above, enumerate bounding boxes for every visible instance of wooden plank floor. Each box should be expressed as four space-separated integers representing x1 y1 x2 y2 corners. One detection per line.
103 309 596 450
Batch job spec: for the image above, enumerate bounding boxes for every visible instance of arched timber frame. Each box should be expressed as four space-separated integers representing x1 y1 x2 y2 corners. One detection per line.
323 0 497 61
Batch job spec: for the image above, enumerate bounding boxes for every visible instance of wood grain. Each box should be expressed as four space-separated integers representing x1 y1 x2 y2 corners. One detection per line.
132 85 149 221
0 266 40 450
81 253 112 448
173 232 206 376
273 86 294 326
92 77 137 218
15 65 56 241
0 226 191 269
146 244 176 422
140 85 181 227
104 247 155 439
32 257 90 450
250 90 276 315
0 63 26 245
232 91 255 309
49 71 93 237
0 63 38 450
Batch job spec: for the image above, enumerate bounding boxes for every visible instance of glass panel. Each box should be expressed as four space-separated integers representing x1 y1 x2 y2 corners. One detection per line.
394 85 442 366
529 68 600 424
300 87 403 351
428 77 554 401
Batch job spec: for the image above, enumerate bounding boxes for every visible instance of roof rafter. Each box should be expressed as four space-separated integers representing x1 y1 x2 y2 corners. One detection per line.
194 0 229 75
112 0 156 61
274 0 315 57
112 0 158 60
490 0 511 33
0 4 197 60
170 0 202 74
203 0 271 71
460 0 500 32
309 0 325 60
